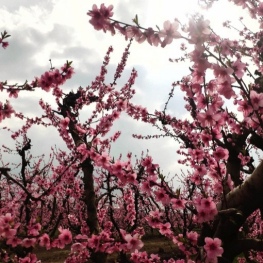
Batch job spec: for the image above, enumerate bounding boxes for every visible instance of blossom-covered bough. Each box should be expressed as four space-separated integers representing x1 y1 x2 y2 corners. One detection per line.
1 0 263 262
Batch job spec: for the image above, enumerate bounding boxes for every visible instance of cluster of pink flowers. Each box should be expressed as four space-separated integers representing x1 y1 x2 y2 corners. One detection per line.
0 213 20 242
0 30 10 49
0 211 74 260
88 4 181 47
121 230 144 252
37 62 74 92
204 237 224 262
195 197 218 223
0 100 14 122
87 4 114 32
130 250 160 263
0 38 9 49
18 253 38 263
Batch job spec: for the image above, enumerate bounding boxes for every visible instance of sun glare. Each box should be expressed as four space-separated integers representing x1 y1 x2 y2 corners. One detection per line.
144 0 255 36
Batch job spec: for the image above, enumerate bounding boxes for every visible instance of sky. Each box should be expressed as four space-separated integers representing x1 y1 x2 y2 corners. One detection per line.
0 0 253 180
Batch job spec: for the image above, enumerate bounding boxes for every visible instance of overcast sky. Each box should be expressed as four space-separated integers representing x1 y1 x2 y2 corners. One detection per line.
0 0 252 180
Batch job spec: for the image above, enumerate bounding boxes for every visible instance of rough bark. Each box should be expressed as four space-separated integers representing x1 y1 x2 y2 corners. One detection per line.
216 160 263 262
220 160 263 218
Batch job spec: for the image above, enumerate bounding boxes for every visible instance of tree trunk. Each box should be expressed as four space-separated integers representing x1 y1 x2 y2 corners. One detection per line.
216 160 263 262
67 115 108 263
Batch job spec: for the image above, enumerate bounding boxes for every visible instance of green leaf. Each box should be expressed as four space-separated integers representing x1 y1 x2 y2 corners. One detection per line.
132 14 139 26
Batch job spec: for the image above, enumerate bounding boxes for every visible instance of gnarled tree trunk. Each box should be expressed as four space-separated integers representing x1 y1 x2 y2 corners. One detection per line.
216 160 263 262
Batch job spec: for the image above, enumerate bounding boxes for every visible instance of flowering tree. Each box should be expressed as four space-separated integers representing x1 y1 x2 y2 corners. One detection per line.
2 0 263 262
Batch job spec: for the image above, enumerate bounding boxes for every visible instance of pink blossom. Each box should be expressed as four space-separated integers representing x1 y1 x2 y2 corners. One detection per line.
159 222 173 236
201 132 212 146
77 143 90 160
38 71 55 91
194 164 207 176
0 213 13 224
88 4 113 32
195 197 218 223
154 188 170 205
123 232 144 252
146 216 160 228
188 148 205 162
2 101 15 119
88 234 101 251
217 78 235 99
190 173 202 185
238 153 251 166
250 90 263 110
52 69 63 84
126 26 145 43
28 223 41 236
237 100 253 117
112 159 125 176
200 197 217 212
39 233 50 249
141 156 153 168
186 231 198 245
221 38 234 54
7 88 19 98
159 20 181 47
97 152 110 168
22 238 36 248
58 227 72 246
187 18 211 45
145 27 161 46
60 117 70 129
232 59 246 79
196 94 208 109
171 198 186 209
0 224 17 238
197 107 222 127
213 64 234 82
140 181 150 195
116 99 127 110
18 253 38 263
191 69 204 84
6 236 22 247
196 208 216 223
204 237 224 261
257 2 263 16
61 63 74 79
214 147 229 162
71 242 85 253
1 40 9 49
190 47 211 73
